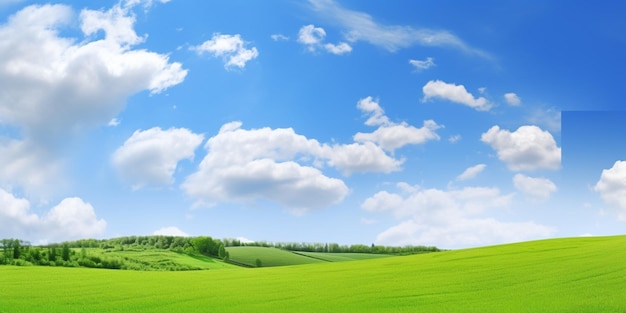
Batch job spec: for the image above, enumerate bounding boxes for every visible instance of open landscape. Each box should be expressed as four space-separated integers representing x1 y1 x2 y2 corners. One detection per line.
1 0 625 312
1 235 626 312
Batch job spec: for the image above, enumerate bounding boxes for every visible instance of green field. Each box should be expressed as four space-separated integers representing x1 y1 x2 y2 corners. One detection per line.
2 235 626 312
84 248 236 270
292 251 393 262
225 246 392 267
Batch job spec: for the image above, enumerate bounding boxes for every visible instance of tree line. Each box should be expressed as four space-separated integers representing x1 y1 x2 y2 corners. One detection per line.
1 235 440 270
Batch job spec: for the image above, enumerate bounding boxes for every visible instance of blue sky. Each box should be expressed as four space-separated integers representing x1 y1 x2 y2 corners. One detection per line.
0 0 625 248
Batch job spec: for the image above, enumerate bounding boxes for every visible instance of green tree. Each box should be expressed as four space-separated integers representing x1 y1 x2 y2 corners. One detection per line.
255 258 262 268
13 239 21 259
218 244 226 259
62 244 71 262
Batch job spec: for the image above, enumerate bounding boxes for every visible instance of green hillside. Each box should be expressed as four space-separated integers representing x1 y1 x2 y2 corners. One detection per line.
2 235 626 312
226 246 326 267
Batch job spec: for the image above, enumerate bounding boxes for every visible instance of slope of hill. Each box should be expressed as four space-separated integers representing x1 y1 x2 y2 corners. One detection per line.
225 246 393 267
1 235 625 312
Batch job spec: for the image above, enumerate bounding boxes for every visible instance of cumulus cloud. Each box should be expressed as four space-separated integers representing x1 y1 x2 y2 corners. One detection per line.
594 160 626 220
192 33 259 69
324 142 402 175
324 42 352 54
181 96 435 212
308 0 486 56
298 24 326 45
456 164 486 181
422 80 492 111
513 173 557 201
0 188 106 242
481 125 561 171
181 122 349 214
0 3 186 193
504 92 521 106
153 226 189 237
409 57 435 70
297 24 352 55
112 127 204 189
353 97 441 151
362 183 554 248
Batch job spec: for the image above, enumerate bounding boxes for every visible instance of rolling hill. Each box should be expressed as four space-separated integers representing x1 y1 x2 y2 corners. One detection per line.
1 235 625 312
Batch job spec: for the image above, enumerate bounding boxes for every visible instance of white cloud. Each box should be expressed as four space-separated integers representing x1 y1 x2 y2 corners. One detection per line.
112 127 204 189
457 164 486 181
422 80 492 111
0 138 63 195
354 97 441 151
271 34 289 41
181 122 349 214
504 92 521 106
192 33 259 69
354 120 441 152
409 57 435 70
153 226 189 237
356 96 389 126
324 42 352 54
481 125 561 171
181 96 436 212
513 173 557 201
323 142 402 175
362 183 553 248
0 3 186 192
0 188 106 242
298 24 326 46
298 24 352 55
308 0 486 56
594 160 626 220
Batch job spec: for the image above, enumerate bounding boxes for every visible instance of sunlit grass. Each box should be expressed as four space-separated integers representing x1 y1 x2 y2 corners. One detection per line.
1 235 625 312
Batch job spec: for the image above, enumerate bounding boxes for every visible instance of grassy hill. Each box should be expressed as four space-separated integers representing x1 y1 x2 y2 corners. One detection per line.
225 246 393 267
2 235 626 312
83 248 237 270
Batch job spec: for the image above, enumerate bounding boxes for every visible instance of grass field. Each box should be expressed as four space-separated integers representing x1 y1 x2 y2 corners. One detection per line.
2 235 626 312
225 246 326 267
85 248 236 270
292 251 393 262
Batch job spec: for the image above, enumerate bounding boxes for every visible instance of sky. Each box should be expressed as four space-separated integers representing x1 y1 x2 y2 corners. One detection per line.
0 0 625 249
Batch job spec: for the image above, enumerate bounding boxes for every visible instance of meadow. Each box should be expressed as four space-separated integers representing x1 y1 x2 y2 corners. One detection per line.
1 235 625 312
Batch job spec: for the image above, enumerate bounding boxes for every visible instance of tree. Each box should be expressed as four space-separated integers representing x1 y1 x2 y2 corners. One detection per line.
218 244 226 259
62 244 71 262
255 258 262 268
13 239 20 259
224 251 230 262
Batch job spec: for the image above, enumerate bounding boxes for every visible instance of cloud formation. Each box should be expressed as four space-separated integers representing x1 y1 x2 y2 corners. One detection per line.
513 173 557 201
409 57 435 70
457 164 486 181
181 122 350 214
362 183 553 247
297 24 352 55
0 188 106 243
0 3 186 193
112 127 204 189
192 33 259 69
308 0 486 56
504 92 521 106
354 97 441 151
422 80 492 111
595 160 626 220
481 125 561 171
